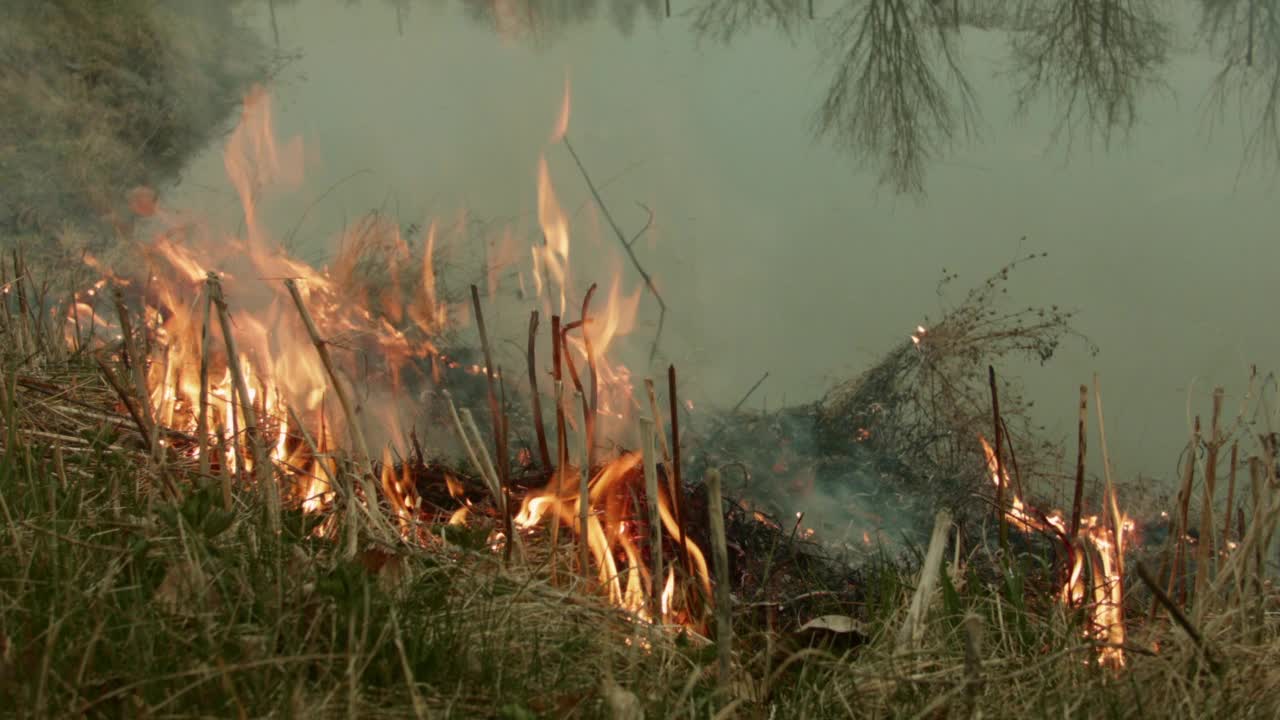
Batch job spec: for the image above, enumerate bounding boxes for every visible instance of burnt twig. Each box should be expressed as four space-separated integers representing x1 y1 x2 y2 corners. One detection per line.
560 135 669 364
527 311 551 470
469 285 513 562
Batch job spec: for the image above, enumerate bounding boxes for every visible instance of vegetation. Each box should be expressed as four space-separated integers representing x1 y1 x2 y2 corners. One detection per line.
5 247 1280 718
0 0 273 257
5 2 1280 719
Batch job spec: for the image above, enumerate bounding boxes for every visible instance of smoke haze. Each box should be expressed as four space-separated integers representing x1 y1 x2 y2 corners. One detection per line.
165 0 1279 491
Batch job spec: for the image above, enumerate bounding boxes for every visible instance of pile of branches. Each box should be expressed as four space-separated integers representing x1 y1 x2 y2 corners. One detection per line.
691 254 1097 554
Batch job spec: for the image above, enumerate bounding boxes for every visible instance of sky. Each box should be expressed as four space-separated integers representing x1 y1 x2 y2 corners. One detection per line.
167 0 1279 490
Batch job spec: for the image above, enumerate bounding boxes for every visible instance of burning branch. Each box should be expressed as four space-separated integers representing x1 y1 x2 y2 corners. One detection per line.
989 365 1010 554
526 311 551 470
210 274 279 534
283 277 392 541
1070 384 1088 538
197 282 213 485
469 285 514 562
669 365 695 600
640 416 664 621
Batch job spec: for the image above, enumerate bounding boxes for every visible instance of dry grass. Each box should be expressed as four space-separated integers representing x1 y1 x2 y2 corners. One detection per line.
6 247 1280 719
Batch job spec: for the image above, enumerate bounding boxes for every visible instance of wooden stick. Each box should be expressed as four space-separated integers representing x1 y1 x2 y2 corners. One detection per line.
1092 375 1124 597
470 285 513 562
897 510 952 654
212 274 279 535
576 390 591 581
461 408 503 510
552 315 568 470
1196 388 1224 618
1070 384 1088 538
560 136 669 363
198 281 214 479
668 365 694 590
215 424 232 512
93 356 152 453
52 445 67 489
989 366 1008 554
113 288 154 432
1172 417 1200 608
705 468 732 689
962 613 984 707
1136 562 1219 672
526 311 551 470
283 278 390 539
559 321 593 455
641 416 664 621
579 284 599 473
1223 441 1239 550
643 378 673 464
442 391 499 505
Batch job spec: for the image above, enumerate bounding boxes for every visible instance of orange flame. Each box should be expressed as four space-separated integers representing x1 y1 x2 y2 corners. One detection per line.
978 435 1129 667
516 453 711 627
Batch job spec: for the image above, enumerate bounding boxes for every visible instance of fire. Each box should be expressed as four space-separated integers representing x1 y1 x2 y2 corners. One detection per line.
515 453 712 627
68 74 704 638
65 85 459 527
978 436 1130 666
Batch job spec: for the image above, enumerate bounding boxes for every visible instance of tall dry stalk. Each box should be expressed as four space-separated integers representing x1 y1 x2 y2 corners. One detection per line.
705 468 732 690
576 390 591 580
284 278 392 540
210 273 279 535
896 509 952 654
526 311 551 470
1195 388 1224 620
1169 416 1200 609
1223 440 1239 548
1070 384 1087 538
1093 375 1126 641
469 285 513 561
640 416 663 621
197 281 213 481
644 378 673 464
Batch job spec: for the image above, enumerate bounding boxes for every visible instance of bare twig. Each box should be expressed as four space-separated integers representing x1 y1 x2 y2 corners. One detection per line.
641 415 664 621
560 135 669 363
1071 384 1088 538
897 510 952 654
212 274 278 534
669 365 694 591
527 311 551 470
576 390 591 580
1223 440 1239 550
283 278 389 539
197 281 213 480
1136 562 1220 673
705 468 733 690
579 284 599 471
989 365 1008 554
644 378 673 464
470 285 513 562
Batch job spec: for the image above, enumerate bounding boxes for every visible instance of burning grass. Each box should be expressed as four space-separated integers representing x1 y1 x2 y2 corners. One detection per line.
8 349 1280 718
7 79 1280 718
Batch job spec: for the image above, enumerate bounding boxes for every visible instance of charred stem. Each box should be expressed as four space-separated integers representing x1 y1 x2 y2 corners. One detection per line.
527 311 551 470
